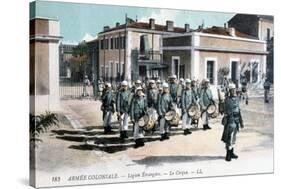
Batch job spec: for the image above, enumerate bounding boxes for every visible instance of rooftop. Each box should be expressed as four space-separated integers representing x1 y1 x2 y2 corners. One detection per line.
98 21 189 34
195 26 258 39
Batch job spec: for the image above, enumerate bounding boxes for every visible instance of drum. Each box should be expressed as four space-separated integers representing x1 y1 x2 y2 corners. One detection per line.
188 104 199 117
143 108 158 131
138 115 149 128
165 110 175 121
207 103 216 115
165 110 180 126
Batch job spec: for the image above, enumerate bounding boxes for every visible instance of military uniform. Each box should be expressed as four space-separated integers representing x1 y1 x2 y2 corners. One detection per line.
222 86 243 161
157 85 173 140
101 86 115 134
169 82 178 103
181 86 195 135
116 87 131 139
147 87 158 109
130 89 147 147
199 86 213 130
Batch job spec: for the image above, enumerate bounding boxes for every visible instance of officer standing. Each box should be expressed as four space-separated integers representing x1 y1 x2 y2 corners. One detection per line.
130 87 147 148
146 80 158 109
158 82 173 141
169 75 178 104
181 79 195 135
221 83 244 161
116 80 131 139
199 79 213 130
101 83 115 134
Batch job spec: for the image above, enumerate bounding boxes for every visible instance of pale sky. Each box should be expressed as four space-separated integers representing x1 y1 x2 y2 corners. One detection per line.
30 0 235 43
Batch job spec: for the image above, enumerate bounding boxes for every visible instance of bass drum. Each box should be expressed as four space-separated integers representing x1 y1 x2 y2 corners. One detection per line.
143 108 158 131
188 104 199 118
138 115 149 128
207 103 216 115
165 110 180 126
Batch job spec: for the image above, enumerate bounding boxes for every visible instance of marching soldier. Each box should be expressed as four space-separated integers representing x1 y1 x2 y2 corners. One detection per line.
181 79 195 135
116 80 131 139
169 75 178 103
177 78 185 107
146 80 158 109
158 82 173 141
130 87 147 148
222 83 244 161
199 79 213 130
131 80 142 94
156 79 162 89
101 83 115 134
191 79 199 101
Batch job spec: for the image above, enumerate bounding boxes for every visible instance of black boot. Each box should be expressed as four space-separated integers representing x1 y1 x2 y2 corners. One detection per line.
120 131 125 139
160 134 165 141
230 148 238 159
123 131 129 138
134 138 144 148
104 127 109 134
139 138 145 147
203 124 211 130
246 99 248 105
184 129 192 135
225 149 231 162
164 132 170 140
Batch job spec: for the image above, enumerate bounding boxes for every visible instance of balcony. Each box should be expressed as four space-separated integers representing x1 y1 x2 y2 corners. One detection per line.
137 50 162 64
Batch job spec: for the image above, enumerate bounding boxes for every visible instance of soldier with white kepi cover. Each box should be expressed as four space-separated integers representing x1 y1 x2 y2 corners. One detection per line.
199 78 214 130
181 79 196 135
116 80 131 139
130 87 147 148
158 82 173 141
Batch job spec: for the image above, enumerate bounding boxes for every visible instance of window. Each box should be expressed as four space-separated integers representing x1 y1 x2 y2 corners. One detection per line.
206 60 214 84
110 37 114 49
100 39 104 49
110 62 114 78
121 36 125 49
251 61 259 83
267 28 271 41
116 37 120 49
116 62 119 77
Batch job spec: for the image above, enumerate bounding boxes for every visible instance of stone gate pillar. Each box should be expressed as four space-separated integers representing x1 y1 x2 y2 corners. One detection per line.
30 17 61 114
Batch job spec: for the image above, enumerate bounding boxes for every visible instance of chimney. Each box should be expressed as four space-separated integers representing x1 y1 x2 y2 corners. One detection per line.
184 23 190 32
149 18 155 30
224 23 227 29
166 20 174 32
103 26 110 31
228 27 236 37
116 22 120 27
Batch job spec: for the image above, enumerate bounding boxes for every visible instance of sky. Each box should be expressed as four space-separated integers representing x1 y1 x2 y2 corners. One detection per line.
30 0 235 43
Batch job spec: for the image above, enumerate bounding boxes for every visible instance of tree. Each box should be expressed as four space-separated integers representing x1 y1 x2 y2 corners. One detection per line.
70 42 90 82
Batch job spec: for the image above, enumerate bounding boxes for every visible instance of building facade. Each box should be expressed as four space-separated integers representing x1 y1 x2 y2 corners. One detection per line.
96 19 189 83
228 14 274 82
162 26 267 94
